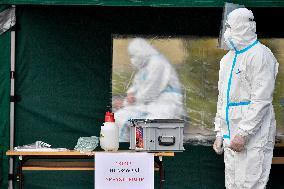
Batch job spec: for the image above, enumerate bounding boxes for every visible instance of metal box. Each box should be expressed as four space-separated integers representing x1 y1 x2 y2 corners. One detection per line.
129 119 184 152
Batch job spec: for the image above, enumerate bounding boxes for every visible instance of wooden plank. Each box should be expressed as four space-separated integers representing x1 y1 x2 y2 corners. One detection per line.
6 150 175 157
22 161 160 171
6 150 91 156
155 152 175 157
23 162 94 170
23 167 95 171
272 157 284 164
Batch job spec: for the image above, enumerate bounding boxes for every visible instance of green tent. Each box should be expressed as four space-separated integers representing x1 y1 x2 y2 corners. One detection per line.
1 1 284 189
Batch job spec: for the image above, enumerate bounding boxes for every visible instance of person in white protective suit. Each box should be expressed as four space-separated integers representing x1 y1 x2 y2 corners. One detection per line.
114 38 185 142
213 8 279 189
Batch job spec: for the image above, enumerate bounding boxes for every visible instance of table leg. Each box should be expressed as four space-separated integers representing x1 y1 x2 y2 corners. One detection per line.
17 157 23 189
155 156 165 189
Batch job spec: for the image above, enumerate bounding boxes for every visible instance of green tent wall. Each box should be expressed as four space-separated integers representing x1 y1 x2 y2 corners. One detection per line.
0 2 284 189
1 0 284 7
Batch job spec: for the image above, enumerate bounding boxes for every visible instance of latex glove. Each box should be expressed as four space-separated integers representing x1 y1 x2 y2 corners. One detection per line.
113 99 124 109
229 134 246 152
126 93 136 104
213 137 223 155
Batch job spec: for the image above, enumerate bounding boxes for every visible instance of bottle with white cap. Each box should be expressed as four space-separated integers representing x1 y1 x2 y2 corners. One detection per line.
100 111 119 151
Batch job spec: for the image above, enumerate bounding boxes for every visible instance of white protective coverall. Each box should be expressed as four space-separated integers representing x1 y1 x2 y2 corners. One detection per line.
214 8 279 188
115 38 185 142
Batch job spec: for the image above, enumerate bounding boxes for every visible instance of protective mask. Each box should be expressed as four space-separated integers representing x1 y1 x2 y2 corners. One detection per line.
130 56 145 69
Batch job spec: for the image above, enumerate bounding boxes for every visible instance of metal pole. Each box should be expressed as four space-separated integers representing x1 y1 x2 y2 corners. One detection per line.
9 5 16 189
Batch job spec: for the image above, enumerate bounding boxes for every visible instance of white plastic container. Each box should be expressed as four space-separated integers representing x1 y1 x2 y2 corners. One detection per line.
100 112 119 151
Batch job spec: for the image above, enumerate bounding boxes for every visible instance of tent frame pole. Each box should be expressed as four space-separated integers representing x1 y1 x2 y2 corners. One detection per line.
9 5 16 189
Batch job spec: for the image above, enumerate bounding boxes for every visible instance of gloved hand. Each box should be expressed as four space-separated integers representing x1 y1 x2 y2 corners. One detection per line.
126 93 136 104
229 134 246 152
213 136 223 155
113 99 123 109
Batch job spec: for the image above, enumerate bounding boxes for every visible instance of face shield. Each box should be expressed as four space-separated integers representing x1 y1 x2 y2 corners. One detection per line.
218 2 245 50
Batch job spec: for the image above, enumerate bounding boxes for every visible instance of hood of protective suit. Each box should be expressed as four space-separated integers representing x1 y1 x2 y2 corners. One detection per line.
224 8 257 51
128 38 159 69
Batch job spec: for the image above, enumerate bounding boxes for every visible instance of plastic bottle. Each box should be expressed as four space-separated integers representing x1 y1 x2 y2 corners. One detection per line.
100 111 119 151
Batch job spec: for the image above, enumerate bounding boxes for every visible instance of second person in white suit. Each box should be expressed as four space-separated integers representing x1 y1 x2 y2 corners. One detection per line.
115 38 185 142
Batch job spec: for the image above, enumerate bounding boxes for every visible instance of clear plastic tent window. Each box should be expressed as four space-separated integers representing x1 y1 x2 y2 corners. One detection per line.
112 36 284 145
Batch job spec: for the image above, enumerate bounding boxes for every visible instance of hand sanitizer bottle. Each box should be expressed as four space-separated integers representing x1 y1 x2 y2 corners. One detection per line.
100 112 119 151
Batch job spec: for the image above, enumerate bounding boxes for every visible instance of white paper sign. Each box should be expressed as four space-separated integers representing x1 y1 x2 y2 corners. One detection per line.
95 152 154 189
